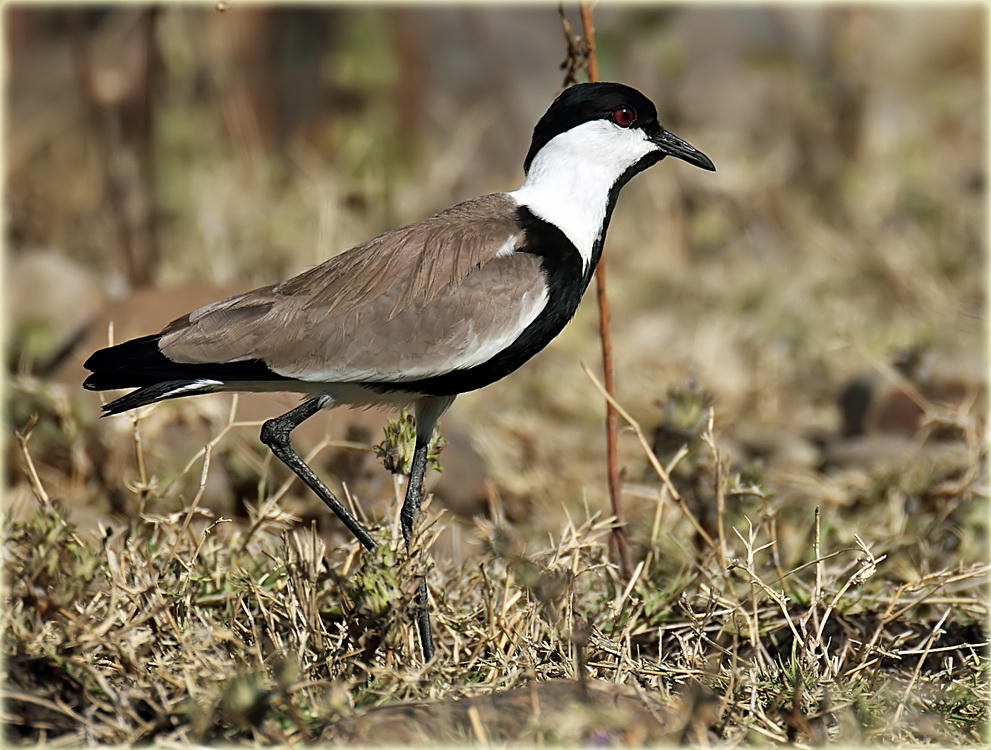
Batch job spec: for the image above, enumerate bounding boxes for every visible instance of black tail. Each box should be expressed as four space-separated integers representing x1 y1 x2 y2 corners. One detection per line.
83 335 179 391
98 380 224 416
83 334 289 416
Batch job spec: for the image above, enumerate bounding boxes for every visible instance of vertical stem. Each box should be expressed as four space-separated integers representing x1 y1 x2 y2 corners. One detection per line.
578 2 632 581
594 260 631 580
578 3 599 81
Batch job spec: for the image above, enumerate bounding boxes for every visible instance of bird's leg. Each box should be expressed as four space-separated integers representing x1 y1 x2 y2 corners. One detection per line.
402 396 454 662
399 434 430 546
260 398 376 552
401 432 434 661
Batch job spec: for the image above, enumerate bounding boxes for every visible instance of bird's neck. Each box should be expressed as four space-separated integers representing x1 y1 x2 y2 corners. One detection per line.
508 160 622 275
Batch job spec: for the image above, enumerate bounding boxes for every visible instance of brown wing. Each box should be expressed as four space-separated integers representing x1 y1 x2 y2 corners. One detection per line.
275 193 521 318
157 194 546 382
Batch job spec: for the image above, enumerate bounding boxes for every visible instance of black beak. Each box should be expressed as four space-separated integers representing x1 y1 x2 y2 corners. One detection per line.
652 127 715 172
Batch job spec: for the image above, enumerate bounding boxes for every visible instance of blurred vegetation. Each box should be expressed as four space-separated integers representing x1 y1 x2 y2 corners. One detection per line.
4 4 986 746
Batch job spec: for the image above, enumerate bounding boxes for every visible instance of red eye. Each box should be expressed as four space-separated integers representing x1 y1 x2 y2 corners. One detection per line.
611 107 636 127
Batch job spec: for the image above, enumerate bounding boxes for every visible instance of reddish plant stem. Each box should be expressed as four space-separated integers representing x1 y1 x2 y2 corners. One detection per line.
578 2 632 581
593 256 632 580
578 3 599 81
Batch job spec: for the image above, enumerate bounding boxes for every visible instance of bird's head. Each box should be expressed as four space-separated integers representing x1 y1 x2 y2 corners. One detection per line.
523 82 715 182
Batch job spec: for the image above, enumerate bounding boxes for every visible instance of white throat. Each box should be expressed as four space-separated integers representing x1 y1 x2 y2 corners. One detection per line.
508 120 657 271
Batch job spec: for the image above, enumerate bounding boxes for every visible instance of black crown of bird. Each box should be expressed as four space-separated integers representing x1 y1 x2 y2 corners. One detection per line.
84 82 715 661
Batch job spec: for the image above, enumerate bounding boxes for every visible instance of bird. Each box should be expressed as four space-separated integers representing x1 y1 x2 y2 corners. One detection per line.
83 82 715 662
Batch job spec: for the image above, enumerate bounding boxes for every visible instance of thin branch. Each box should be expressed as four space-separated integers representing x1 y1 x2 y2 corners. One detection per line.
578 3 599 82
565 1 632 581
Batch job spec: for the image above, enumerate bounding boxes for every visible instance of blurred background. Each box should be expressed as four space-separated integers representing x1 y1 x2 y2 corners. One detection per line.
5 4 986 570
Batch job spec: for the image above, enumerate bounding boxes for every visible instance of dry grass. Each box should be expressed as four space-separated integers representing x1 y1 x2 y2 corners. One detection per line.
3 376 987 745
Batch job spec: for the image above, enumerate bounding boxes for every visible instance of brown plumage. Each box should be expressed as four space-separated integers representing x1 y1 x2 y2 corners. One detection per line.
156 194 538 382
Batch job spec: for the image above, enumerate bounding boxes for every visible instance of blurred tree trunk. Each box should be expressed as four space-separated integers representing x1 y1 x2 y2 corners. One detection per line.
5 7 42 70
67 7 161 288
390 8 427 168
204 6 277 157
132 8 160 285
777 6 868 222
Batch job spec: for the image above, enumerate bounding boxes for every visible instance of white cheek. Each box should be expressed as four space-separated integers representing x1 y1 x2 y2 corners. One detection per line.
508 121 658 269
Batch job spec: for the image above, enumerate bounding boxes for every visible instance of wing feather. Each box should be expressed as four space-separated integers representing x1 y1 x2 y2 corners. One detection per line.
158 193 541 382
